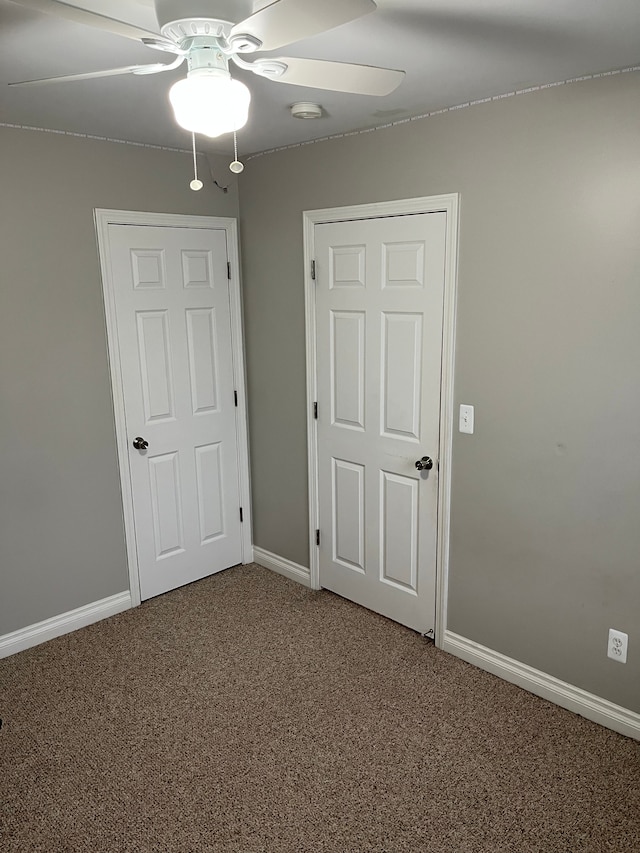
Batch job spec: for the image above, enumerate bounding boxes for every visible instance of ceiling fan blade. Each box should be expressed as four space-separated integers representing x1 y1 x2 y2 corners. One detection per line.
230 0 376 53
9 63 176 87
262 57 405 96
13 0 164 43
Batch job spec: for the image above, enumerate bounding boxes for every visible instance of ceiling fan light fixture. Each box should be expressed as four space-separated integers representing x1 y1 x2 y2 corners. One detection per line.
169 69 251 138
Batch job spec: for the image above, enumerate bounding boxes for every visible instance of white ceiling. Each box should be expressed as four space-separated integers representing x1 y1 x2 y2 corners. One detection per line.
1 0 640 157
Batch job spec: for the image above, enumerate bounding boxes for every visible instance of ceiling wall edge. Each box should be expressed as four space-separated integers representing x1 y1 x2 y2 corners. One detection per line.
2 64 638 157
0 121 192 155
246 64 640 160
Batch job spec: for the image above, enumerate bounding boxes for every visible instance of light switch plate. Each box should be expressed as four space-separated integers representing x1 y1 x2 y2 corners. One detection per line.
459 404 474 434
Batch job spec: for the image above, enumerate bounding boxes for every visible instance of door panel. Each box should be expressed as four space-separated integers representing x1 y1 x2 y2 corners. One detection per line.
186 308 220 414
195 442 225 544
332 457 366 572
380 470 418 592
148 451 185 560
316 212 446 633
381 311 423 440
108 224 242 600
331 310 366 429
137 310 175 422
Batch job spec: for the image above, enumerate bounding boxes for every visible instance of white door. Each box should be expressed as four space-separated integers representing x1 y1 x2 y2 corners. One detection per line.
107 224 243 600
315 212 446 633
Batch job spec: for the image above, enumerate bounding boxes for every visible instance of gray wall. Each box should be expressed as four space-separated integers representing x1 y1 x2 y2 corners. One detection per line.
0 127 238 635
238 72 640 713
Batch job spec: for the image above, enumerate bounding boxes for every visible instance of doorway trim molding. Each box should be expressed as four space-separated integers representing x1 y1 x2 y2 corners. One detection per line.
302 194 459 647
95 209 253 607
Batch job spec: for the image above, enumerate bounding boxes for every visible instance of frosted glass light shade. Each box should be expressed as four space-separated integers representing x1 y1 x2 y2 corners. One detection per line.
169 72 251 138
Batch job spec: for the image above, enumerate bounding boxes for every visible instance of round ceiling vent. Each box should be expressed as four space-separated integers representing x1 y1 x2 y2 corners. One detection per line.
290 102 323 119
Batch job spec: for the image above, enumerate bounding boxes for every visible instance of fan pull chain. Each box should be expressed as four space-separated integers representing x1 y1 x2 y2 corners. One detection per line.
229 131 244 174
190 132 203 191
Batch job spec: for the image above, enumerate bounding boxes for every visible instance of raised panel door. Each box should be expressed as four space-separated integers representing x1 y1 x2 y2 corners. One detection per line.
108 224 242 600
316 212 446 632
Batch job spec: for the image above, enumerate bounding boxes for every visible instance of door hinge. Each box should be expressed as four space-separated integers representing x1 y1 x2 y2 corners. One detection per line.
239 507 243 523
234 390 238 407
313 402 318 419
311 260 316 281
316 529 320 546
227 261 231 280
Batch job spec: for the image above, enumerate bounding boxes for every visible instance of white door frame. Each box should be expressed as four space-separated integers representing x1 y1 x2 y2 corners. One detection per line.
303 194 459 648
95 209 253 607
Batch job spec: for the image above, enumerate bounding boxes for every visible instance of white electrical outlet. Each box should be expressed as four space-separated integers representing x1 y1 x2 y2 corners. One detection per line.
459 404 474 434
607 628 628 664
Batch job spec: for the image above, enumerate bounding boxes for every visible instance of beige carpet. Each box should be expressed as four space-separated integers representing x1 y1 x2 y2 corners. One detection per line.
1 564 638 852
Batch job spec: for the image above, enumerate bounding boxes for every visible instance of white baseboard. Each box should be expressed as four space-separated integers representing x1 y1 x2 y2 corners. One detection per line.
0 591 132 659
253 546 311 588
443 630 640 741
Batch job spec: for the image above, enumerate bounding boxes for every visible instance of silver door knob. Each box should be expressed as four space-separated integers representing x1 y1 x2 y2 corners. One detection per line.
415 456 433 471
132 436 149 450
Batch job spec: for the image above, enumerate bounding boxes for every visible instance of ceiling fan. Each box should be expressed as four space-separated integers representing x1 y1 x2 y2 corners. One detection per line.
9 0 406 139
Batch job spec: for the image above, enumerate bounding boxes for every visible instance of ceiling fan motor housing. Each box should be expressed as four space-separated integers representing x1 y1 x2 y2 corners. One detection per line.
185 41 231 76
155 0 254 30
